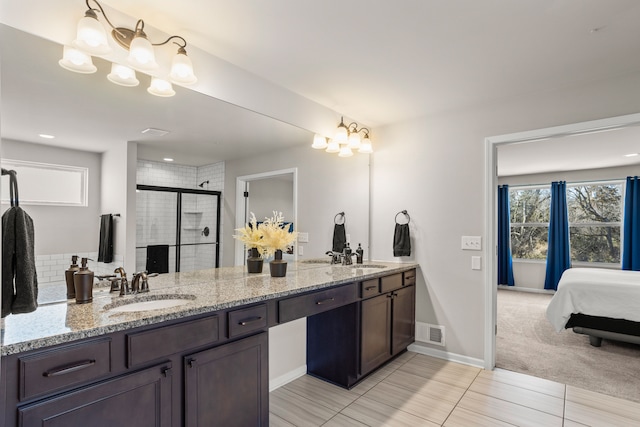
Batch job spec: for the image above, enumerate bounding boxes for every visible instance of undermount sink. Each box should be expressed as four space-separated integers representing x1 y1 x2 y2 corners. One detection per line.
351 264 387 269
104 294 196 313
300 259 331 264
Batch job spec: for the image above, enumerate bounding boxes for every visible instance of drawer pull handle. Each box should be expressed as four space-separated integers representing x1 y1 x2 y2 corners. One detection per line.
43 360 96 377
162 367 172 377
188 358 197 368
405 276 415 280
239 316 263 326
316 297 335 305
365 286 377 291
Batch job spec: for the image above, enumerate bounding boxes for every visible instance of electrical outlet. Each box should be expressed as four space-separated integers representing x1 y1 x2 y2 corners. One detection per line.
346 234 351 243
461 236 482 251
298 232 309 243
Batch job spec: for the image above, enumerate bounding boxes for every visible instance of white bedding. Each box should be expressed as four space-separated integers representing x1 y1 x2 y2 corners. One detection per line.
546 268 640 332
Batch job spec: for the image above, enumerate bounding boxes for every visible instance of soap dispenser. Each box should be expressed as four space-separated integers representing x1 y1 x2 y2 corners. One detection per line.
356 244 364 264
65 255 80 299
74 258 94 304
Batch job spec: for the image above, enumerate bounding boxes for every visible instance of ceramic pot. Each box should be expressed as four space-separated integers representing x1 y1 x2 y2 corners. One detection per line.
269 249 287 277
247 247 263 273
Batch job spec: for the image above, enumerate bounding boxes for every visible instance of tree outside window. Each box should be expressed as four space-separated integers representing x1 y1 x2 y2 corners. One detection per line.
509 182 622 264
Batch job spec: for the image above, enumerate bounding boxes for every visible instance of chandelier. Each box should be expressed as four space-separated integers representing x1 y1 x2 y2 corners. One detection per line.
58 0 197 97
312 117 373 157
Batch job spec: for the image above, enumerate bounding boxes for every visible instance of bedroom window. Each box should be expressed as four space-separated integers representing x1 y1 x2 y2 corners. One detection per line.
509 182 623 264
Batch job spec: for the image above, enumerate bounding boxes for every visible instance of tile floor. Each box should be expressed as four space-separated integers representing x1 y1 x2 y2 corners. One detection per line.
269 352 640 426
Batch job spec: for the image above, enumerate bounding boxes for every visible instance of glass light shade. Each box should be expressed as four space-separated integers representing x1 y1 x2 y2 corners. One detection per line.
107 64 140 87
358 135 373 154
147 77 176 97
325 139 340 153
334 125 348 144
128 35 158 70
338 146 354 157
312 134 328 149
73 15 111 55
58 46 97 74
169 51 197 84
347 132 361 149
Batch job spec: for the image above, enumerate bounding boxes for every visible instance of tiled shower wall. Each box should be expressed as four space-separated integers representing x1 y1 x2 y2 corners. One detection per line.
136 160 225 272
37 253 124 286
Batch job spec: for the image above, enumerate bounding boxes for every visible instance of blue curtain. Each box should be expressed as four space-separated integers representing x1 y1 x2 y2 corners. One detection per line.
622 176 640 270
544 181 571 290
497 185 514 286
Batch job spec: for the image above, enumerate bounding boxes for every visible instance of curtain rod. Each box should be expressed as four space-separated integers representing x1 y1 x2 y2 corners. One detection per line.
506 178 625 190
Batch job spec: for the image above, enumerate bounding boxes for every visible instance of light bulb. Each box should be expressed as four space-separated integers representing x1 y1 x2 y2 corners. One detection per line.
325 139 340 153
58 46 97 74
348 132 361 149
312 134 328 149
72 11 111 55
338 146 354 157
128 35 158 70
169 49 197 84
334 125 348 145
147 77 176 97
358 135 373 154
107 64 139 87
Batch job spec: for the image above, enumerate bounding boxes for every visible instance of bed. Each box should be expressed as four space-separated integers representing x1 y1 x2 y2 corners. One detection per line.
546 268 640 347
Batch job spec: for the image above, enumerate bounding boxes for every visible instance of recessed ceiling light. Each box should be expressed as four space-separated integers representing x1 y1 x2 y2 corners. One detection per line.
624 153 639 157
39 134 55 139
142 128 170 137
163 158 174 162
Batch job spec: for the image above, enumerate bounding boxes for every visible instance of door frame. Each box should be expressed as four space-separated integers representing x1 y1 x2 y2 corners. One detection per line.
483 112 640 370
234 168 298 266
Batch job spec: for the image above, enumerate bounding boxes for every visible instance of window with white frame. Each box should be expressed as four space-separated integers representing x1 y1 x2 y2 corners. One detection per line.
509 181 623 264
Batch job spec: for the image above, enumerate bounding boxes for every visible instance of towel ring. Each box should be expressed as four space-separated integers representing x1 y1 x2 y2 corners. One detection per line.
334 212 345 225
395 210 410 224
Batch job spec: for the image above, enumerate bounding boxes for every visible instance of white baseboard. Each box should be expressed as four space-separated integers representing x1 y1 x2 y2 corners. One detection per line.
408 341 484 369
498 285 555 295
269 364 307 392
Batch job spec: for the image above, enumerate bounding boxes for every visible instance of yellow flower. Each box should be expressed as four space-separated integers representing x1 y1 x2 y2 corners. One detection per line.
260 211 298 257
233 213 265 251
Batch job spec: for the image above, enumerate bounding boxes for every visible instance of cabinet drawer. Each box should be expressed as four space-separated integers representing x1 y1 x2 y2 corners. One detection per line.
380 273 403 293
279 283 358 323
127 315 219 368
228 304 268 338
19 337 112 401
360 279 380 298
403 270 416 286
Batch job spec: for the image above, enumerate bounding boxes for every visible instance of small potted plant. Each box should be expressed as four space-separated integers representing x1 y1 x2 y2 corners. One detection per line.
233 213 265 273
260 211 298 277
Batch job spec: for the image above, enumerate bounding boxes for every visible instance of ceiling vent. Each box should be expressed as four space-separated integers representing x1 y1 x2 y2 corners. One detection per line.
141 128 170 137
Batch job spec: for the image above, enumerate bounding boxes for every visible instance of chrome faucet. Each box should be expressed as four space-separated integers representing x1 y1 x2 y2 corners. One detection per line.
326 251 343 264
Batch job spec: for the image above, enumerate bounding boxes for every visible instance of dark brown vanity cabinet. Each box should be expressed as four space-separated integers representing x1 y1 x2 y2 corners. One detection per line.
184 331 268 426
17 363 172 427
307 270 416 388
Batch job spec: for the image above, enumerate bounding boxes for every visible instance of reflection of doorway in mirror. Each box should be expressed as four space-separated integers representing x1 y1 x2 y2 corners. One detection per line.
235 168 298 266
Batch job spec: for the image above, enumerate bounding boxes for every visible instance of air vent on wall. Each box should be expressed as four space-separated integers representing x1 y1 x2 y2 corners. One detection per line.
417 323 445 346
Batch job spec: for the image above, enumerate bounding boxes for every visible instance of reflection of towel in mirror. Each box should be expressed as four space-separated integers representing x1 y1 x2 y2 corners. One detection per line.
393 223 411 257
98 214 114 263
2 206 38 317
146 245 169 274
332 223 347 252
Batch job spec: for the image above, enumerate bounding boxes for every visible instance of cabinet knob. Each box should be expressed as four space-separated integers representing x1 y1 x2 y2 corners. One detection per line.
187 358 197 368
162 366 172 377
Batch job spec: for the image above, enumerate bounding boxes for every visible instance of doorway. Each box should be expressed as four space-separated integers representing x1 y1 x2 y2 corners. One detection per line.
136 184 221 273
235 168 297 266
483 112 640 369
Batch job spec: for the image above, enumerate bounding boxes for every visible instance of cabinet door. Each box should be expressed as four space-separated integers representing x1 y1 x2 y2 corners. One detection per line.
185 332 268 427
18 363 172 427
392 285 416 355
360 293 391 376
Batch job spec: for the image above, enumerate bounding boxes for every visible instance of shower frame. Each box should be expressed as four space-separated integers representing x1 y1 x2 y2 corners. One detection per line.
136 184 221 272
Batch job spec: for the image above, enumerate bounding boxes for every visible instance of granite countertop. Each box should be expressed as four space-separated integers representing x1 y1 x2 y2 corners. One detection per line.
1 260 417 356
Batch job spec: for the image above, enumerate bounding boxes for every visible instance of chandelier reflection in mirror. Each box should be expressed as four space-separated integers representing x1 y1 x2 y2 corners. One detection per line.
58 0 197 97
312 117 373 157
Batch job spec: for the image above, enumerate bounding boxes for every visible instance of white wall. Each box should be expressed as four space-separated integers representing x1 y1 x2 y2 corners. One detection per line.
371 71 640 361
1 139 101 255
248 177 294 222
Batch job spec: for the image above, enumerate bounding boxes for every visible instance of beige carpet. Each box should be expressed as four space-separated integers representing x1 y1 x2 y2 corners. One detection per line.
496 289 640 403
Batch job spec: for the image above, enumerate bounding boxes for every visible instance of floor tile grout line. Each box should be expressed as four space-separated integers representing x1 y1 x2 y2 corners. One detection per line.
486 369 568 399
440 364 483 426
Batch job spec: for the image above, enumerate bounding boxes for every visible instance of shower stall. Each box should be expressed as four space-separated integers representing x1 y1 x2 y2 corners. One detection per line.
136 184 221 273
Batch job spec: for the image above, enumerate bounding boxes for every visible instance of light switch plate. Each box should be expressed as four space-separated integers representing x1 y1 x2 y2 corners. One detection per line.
471 256 482 270
461 236 482 251
298 245 304 255
298 232 309 243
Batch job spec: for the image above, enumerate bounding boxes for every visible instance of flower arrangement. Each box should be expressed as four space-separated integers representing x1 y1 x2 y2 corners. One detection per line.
259 211 298 258
233 212 265 253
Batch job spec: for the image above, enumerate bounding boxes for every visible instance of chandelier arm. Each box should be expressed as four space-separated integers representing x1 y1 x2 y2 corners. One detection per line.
152 35 187 49
87 0 118 31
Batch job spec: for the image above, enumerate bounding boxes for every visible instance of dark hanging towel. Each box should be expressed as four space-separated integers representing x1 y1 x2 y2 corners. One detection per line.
146 244 169 274
97 214 114 263
332 223 347 252
2 170 38 318
393 223 411 257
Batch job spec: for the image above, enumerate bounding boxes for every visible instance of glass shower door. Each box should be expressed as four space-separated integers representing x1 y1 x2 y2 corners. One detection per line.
180 193 219 271
136 190 178 273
